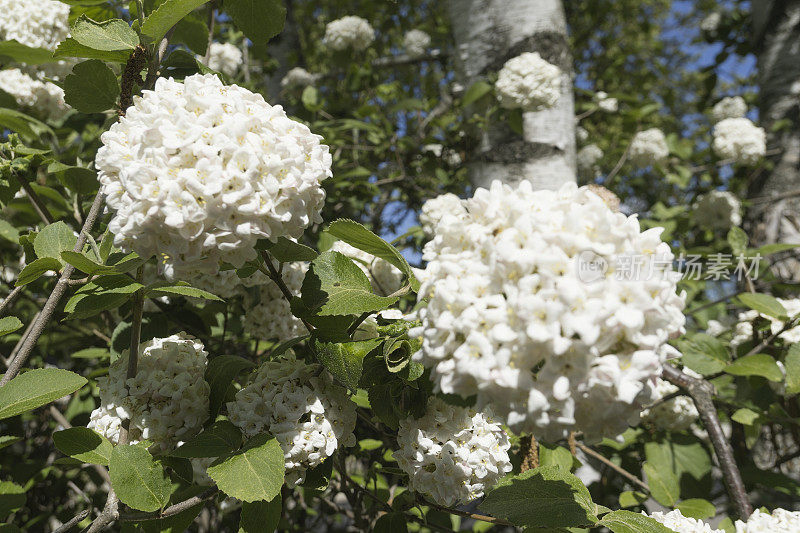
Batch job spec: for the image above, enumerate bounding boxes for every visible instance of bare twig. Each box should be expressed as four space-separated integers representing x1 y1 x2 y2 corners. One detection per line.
119 488 218 521
15 172 54 224
576 442 649 492
0 191 105 386
0 285 23 317
54 509 90 533
419 497 514 527
259 250 315 333
661 365 752 519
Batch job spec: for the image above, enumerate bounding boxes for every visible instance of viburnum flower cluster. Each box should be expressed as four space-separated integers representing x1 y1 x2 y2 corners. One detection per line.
0 0 69 50
324 16 375 51
88 333 210 450
731 298 800 348
281 67 317 89
595 91 618 112
629 128 669 166
646 510 722 532
641 369 700 432
394 398 512 507
95 74 332 279
711 96 747 123
403 29 431 58
577 144 604 177
413 181 686 441
419 193 466 236
495 52 561 111
226 356 357 487
330 240 403 296
201 42 243 77
244 261 307 341
712 117 766 165
693 190 742 231
0 68 68 120
735 508 800 532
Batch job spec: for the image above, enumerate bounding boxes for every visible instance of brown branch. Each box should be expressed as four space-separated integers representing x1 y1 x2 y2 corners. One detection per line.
54 509 90 533
661 365 752 519
259 249 315 333
118 45 149 116
576 442 649 492
0 285 23 317
0 191 105 386
419 497 514 527
519 434 539 472
14 172 54 225
119 488 218 522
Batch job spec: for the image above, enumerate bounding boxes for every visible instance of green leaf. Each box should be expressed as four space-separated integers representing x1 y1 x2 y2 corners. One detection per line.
64 59 120 113
109 444 172 512
0 436 20 451
239 496 281 533
301 86 321 111
205 355 255 419
0 108 51 139
725 353 783 382
53 427 113 465
785 344 800 395
70 16 138 51
326 220 416 290
0 316 22 337
676 498 716 520
71 347 110 359
462 81 493 106
146 281 223 301
0 481 25 521
225 0 286 47
54 38 132 62
0 40 55 64
0 368 87 420
207 433 285 503
34 221 77 264
538 443 575 471
731 407 760 425
618 491 648 508
599 510 674 533
315 338 382 390
259 236 318 262
754 243 800 256
48 163 99 195
736 293 788 319
301 251 397 316
172 421 242 458
0 219 19 243
172 15 209 55
643 462 679 507
61 251 117 275
16 257 61 286
677 333 730 374
479 466 600 528
142 0 210 44
373 513 408 533
727 227 748 257
65 275 144 319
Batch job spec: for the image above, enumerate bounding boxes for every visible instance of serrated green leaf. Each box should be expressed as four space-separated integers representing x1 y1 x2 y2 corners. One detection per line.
172 14 208 55
53 427 113 465
599 510 673 533
786 344 800 395
172 421 242 458
225 0 286 47
16 257 61 286
71 16 138 51
239 496 281 533
258 236 318 262
205 355 255 419
0 368 87 420
142 0 210 43
479 466 600 528
145 281 223 301
0 40 55 64
643 462 679 507
676 498 716 520
538 443 575 471
618 491 648 508
0 316 22 337
64 59 120 113
207 433 285 503
736 293 788 319
315 338 381 390
34 221 77 264
725 353 783 381
677 333 730 374
0 481 25 520
109 444 172 512
54 38 132 62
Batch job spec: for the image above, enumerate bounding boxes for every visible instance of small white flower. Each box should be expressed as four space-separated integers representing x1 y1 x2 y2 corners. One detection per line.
735 508 800 532
495 52 561 111
712 117 766 165
0 68 67 119
576 126 589 142
324 16 374 51
419 193 467 236
577 144 604 177
693 190 742 231
641 369 700 432
281 67 317 89
646 510 722 532
200 42 243 77
595 91 618 112
395 398 512 507
403 29 431 58
701 12 722 34
731 298 800 347
711 96 747 123
629 128 669 166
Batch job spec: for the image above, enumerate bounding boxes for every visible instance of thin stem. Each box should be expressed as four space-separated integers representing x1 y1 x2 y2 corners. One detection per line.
54 509 90 533
419 497 514 527
0 285 23 317
203 5 216 64
576 442 649 492
119 488 218 521
661 365 752 519
119 265 144 445
259 250 315 333
15 172 54 225
0 191 105 386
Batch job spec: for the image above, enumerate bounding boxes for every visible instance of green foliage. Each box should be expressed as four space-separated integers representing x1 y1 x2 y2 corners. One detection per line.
70 16 139 51
109 444 173 512
207 433 285 503
52 427 113 465
0 316 22 337
0 368 87 420
315 338 381 390
172 421 242 459
64 59 120 113
239 497 281 533
0 41 56 65
142 0 210 43
204 355 255 420
224 0 286 48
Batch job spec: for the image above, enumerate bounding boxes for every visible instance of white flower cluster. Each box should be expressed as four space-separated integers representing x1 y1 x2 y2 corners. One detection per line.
244 261 307 341
281 67 317 89
711 96 747 123
88 333 210 450
641 369 699 432
403 29 431 58
629 128 669 166
186 267 267 300
646 510 722 533
0 0 70 50
329 240 403 296
96 74 332 279
413 181 686 441
394 398 512 507
419 193 466 236
0 68 67 120
576 126 589 142
693 190 742 231
421 144 461 167
712 117 766 165
226 356 357 487
735 508 800 532
495 52 561 111
201 42 243 77
324 16 375 52
577 144 604 177
595 91 618 112
731 298 800 348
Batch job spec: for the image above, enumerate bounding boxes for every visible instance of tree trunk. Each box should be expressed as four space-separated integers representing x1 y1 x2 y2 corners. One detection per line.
448 0 576 190
748 1 800 279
